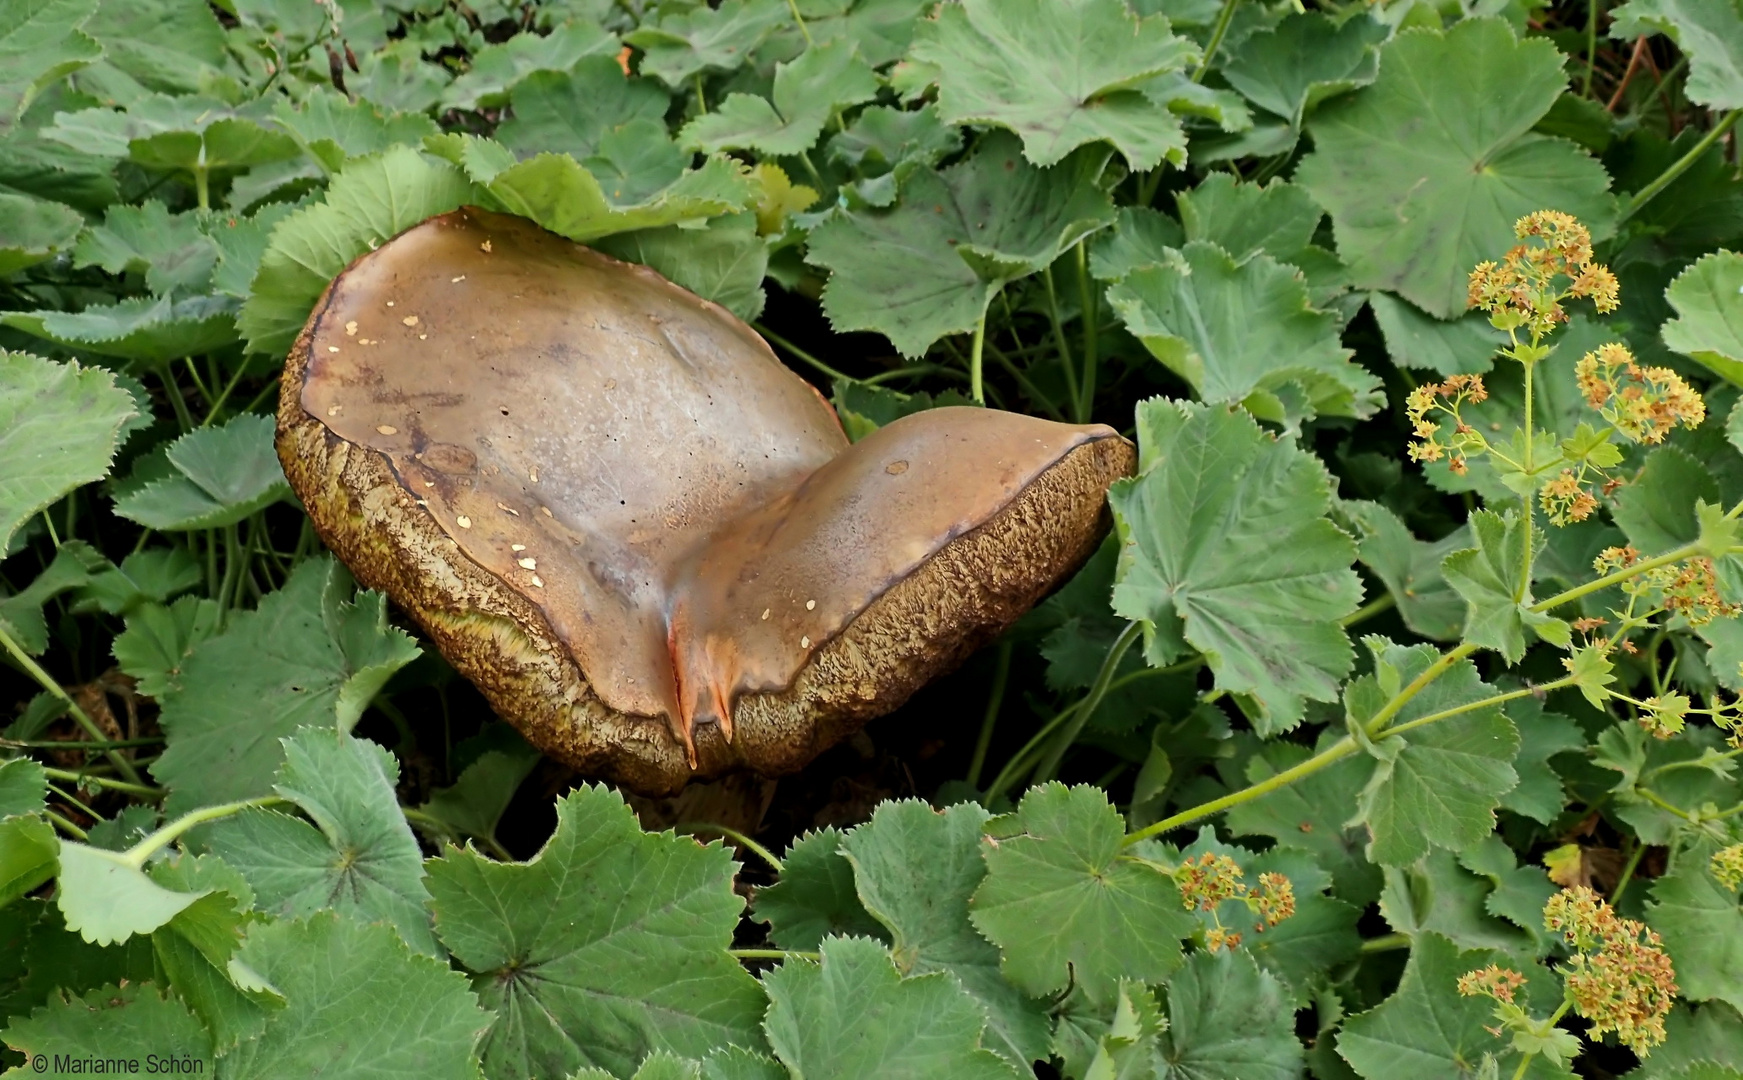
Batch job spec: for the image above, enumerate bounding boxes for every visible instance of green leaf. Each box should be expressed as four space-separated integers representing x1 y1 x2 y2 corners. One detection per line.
73 546 202 617
413 734 541 847
0 542 108 656
969 784 1195 1002
1156 950 1303 1080
1105 242 1382 427
45 94 299 176
807 131 1115 357
761 935 1022 1080
1337 933 1569 1080
221 911 492 1080
112 414 290 531
144 852 277 1051
451 139 757 244
497 57 669 162
441 18 618 110
830 380 977 442
54 841 209 946
1175 174 1324 266
839 799 1050 1069
1224 735 1384 907
1296 18 1615 319
908 0 1198 170
826 104 962 208
1649 835 1743 1012
0 816 58 910
202 728 438 955
1631 1003 1743 1079
271 89 440 174
683 40 877 155
425 785 764 1079
1457 835 1559 953
1341 501 1468 641
72 199 218 296
623 0 785 89
1611 445 1717 554
1442 509 1569 662
150 557 421 814
1497 696 1584 825
1088 206 1184 283
0 191 84 275
111 596 222 698
2 294 240 363
752 827 885 951
0 982 214 1076
78 0 228 96
0 760 46 820
1108 400 1363 733
1221 12 1384 127
1367 292 1505 377
1345 640 1521 867
1664 251 1743 385
595 212 768 321
207 202 297 301
238 145 473 357
0 0 101 136
0 352 135 556
1610 0 1743 110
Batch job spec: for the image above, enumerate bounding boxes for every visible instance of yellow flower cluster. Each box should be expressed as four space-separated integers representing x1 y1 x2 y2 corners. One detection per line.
1540 468 1600 526
1468 211 1619 335
1457 964 1526 1005
1575 342 1706 444
1405 374 1488 472
1543 887 1677 1055
1712 844 1743 893
1170 853 1296 952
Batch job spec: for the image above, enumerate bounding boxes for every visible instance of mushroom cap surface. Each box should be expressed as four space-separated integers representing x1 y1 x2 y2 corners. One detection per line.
278 207 1134 793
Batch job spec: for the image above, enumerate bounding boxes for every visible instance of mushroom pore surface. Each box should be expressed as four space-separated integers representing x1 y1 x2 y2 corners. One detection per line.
278 207 1135 793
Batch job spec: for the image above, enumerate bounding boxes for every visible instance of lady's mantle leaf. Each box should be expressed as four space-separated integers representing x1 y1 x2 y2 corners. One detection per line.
1345 640 1521 867
222 911 491 1080
271 89 441 174
238 145 474 357
1610 0 1743 109
202 728 439 956
0 190 84 275
1221 12 1385 127
497 58 670 162
424 784 764 1079
1296 18 1614 319
1156 950 1304 1080
1648 836 1743 1012
752 827 885 951
1337 933 1572 1080
683 40 877 156
0 350 136 554
0 0 101 134
0 815 59 910
0 982 214 1076
45 94 299 176
55 842 208 946
595 213 769 322
623 0 785 89
968 784 1195 1003
112 596 222 698
839 800 1050 1069
761 936 1022 1080
2 294 240 364
807 131 1116 357
1340 501 1468 641
113 414 290 531
72 200 218 296
1105 241 1382 427
150 557 420 814
1663 251 1743 385
0 758 47 819
1108 400 1363 733
908 0 1198 171
1442 509 1570 662
440 19 618 111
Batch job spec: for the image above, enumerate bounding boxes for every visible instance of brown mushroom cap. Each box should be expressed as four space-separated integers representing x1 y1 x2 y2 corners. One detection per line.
277 207 1134 794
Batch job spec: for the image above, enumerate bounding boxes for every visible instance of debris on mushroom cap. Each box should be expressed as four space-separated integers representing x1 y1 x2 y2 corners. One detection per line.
277 207 1134 794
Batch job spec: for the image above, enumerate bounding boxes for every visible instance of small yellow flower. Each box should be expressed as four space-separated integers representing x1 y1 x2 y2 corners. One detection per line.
1711 844 1743 892
1457 964 1526 1005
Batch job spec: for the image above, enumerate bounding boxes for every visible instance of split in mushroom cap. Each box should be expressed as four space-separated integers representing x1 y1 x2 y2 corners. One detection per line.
278 207 1135 792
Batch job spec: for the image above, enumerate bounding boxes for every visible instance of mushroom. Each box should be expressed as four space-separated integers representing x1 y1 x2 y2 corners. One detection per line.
277 207 1134 794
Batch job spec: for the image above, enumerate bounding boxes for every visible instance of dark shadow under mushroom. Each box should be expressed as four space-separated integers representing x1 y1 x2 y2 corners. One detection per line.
278 207 1135 794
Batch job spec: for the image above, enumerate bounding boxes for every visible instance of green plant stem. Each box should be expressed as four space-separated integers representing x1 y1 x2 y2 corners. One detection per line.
122 795 286 868
1611 837 1646 904
1647 745 1743 780
401 807 514 861
201 361 251 426
1034 621 1142 785
158 362 194 430
41 767 164 799
1582 0 1601 98
238 377 281 416
182 356 213 407
0 624 145 786
783 0 813 44
969 308 988 405
1618 110 1742 224
985 342 1067 421
693 73 707 114
679 823 784 873
967 640 1014 790
45 809 88 840
1511 1051 1533 1080
46 782 102 821
1518 354 1538 599
754 323 857 384
1634 785 1695 821
1136 169 1163 208
1358 932 1410 953
730 949 818 962
3 737 164 750
1192 0 1241 82
1074 243 1097 422
1041 265 1081 418
1383 675 1576 740
863 363 965 386
193 165 210 211
1340 593 1396 628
